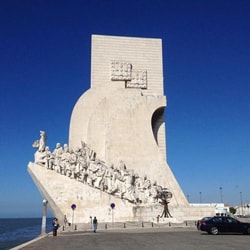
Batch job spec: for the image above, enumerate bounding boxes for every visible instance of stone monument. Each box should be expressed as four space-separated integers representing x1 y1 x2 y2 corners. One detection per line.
28 35 214 223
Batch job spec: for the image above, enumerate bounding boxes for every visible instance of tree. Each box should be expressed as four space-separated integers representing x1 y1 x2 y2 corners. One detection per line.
229 207 236 214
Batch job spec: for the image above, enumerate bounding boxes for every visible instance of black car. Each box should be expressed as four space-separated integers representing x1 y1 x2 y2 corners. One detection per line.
197 216 250 235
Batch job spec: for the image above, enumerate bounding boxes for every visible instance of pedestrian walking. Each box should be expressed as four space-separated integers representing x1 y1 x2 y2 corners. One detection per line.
93 216 98 233
64 215 68 227
52 218 59 236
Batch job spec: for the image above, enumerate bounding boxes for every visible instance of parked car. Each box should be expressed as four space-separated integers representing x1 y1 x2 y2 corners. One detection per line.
197 216 250 235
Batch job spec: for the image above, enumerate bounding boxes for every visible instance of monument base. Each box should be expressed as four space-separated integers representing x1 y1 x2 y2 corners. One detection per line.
28 162 215 223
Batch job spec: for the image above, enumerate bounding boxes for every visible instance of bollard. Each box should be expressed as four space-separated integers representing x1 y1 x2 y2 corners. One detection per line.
142 222 144 227
124 223 126 228
62 226 64 231
105 223 107 229
169 222 171 227
152 222 154 227
156 215 160 223
75 225 77 230
185 221 188 226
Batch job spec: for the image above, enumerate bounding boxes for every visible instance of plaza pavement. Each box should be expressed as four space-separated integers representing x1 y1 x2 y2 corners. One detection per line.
11 221 250 250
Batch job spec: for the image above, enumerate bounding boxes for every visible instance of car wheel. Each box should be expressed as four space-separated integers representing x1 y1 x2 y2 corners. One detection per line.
210 227 219 235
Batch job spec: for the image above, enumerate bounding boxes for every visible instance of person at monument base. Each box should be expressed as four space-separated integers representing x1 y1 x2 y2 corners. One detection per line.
52 218 59 236
93 216 98 233
64 215 69 227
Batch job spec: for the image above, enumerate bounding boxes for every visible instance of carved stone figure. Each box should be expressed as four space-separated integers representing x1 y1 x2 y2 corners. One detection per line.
87 159 100 186
134 174 144 203
60 144 71 175
32 131 172 205
32 131 47 163
109 168 122 196
149 181 161 203
142 175 151 203
75 147 88 182
120 169 136 203
94 164 106 189
104 165 114 193
52 143 63 173
68 148 77 178
38 131 47 152
34 146 51 167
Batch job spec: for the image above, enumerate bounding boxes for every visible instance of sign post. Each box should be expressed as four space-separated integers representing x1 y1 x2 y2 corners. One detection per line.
110 203 115 226
71 204 76 228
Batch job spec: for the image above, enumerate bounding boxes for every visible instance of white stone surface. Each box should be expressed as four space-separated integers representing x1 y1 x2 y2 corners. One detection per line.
28 162 139 223
69 35 188 208
28 162 215 222
29 35 215 222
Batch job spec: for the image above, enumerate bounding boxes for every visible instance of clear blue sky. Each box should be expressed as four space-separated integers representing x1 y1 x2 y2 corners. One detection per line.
0 0 249 218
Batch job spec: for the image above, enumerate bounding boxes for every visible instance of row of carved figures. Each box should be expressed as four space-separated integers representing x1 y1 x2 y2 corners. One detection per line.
32 131 172 204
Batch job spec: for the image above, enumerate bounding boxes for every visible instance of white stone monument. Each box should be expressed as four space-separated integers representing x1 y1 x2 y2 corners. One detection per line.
28 35 215 223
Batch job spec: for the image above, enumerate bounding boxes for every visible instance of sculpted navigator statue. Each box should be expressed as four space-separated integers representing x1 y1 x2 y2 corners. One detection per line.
32 131 46 152
32 131 172 205
32 131 47 164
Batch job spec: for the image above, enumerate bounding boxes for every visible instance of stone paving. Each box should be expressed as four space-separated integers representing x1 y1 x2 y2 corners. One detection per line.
12 225 250 250
12 219 250 250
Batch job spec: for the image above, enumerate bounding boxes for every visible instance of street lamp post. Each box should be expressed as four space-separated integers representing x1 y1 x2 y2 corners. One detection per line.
240 192 243 216
219 187 223 203
41 199 48 236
